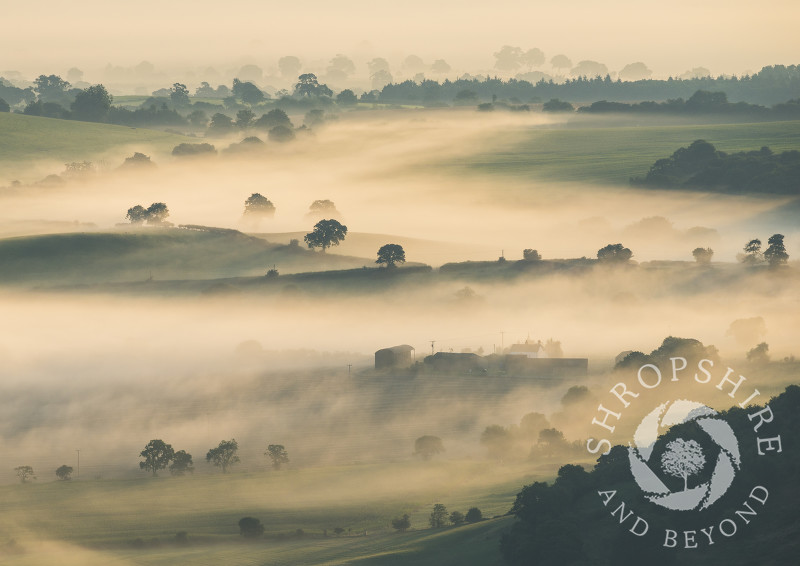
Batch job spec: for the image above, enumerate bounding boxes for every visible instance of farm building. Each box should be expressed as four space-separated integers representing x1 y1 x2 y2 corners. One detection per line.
508 339 547 358
375 345 415 369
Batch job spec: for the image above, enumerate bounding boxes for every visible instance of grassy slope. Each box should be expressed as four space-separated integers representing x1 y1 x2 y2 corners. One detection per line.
444 119 800 186
0 461 533 565
0 228 371 287
0 113 193 180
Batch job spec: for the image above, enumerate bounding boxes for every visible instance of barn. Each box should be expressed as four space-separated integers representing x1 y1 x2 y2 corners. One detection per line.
374 345 415 369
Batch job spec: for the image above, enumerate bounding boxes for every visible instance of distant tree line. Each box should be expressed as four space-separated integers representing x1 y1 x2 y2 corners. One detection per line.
376 65 800 106
631 139 800 195
578 90 800 120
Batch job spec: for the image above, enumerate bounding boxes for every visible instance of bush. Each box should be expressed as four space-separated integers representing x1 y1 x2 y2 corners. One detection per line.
238 517 264 538
172 143 216 157
465 507 483 523
391 514 411 532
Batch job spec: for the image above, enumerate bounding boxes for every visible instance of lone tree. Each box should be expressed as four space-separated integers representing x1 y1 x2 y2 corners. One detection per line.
169 450 194 476
413 435 444 461
15 466 35 483
391 514 411 532
742 239 763 264
304 219 347 252
429 503 449 528
55 465 74 481
265 444 289 470
140 439 175 477
660 439 706 491
308 199 338 215
597 243 633 263
523 249 542 261
243 193 276 217
764 234 789 267
169 83 190 106
206 439 240 473
376 244 406 268
238 517 264 538
692 247 714 264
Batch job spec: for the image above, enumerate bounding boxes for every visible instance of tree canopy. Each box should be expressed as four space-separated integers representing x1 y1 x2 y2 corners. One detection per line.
596 243 632 263
304 219 347 252
265 444 289 470
206 439 240 473
376 244 406 268
139 439 175 476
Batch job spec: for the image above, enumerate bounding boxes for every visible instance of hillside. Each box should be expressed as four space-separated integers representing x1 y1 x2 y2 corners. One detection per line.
442 119 800 187
0 227 371 287
0 112 193 181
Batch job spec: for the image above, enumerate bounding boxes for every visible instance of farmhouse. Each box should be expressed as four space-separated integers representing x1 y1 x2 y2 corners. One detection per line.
374 345 415 369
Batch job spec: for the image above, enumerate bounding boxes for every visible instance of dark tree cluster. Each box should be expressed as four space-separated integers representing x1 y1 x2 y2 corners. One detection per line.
139 439 194 476
126 202 170 225
631 140 800 195
578 90 800 119
501 385 800 566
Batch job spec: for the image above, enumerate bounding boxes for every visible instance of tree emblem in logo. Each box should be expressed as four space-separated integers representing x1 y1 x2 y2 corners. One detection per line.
628 400 741 511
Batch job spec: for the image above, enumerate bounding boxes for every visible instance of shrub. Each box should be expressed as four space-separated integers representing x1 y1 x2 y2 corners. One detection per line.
238 517 264 538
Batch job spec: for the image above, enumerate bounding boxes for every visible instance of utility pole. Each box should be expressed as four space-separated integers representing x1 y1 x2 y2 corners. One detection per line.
500 331 505 353
76 449 80 478
347 364 352 376
430 340 435 355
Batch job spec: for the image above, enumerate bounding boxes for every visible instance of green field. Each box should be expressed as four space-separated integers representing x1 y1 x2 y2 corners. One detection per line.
0 228 372 287
444 119 800 186
0 113 193 181
0 461 543 565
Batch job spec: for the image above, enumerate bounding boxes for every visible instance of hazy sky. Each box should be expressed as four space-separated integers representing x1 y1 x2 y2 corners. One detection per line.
3 0 798 79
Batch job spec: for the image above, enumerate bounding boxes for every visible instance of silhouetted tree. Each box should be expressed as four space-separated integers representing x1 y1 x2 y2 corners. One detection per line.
764 233 789 267
268 125 295 142
169 450 194 476
747 342 770 364
206 439 240 473
244 193 275 217
294 74 332 97
172 142 217 156
126 205 147 224
521 48 545 69
235 108 255 129
55 465 73 480
265 444 289 470
429 503 449 527
336 89 358 106
392 514 411 532
187 109 208 128
542 99 573 112
692 247 714 264
523 249 542 261
14 466 35 483
139 439 175 476
449 511 465 526
413 435 444 460
145 202 169 224
169 83 190 106
597 243 633 263
254 108 292 130
304 219 347 252
71 84 112 122
742 238 763 264
232 79 265 105
465 507 483 523
208 113 234 134
238 517 264 538
376 244 406 268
